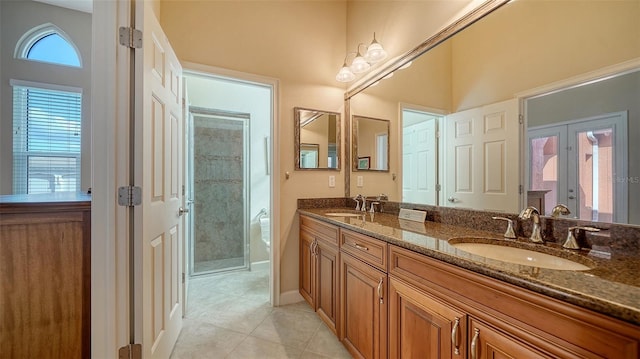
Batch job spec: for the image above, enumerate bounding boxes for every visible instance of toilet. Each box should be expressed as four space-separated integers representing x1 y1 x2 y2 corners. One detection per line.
259 212 270 252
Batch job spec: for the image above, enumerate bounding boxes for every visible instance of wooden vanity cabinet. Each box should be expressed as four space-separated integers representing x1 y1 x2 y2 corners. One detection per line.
388 277 467 358
389 245 640 359
299 215 340 334
468 317 552 359
339 229 388 359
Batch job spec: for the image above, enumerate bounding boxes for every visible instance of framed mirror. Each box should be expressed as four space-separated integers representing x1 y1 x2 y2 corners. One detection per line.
294 107 340 170
352 115 390 172
345 0 639 225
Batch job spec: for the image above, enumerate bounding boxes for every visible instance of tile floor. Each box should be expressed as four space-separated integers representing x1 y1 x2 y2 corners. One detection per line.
170 268 352 358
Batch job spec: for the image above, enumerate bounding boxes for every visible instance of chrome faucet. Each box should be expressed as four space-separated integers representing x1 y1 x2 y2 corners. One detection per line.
518 206 544 243
369 201 380 213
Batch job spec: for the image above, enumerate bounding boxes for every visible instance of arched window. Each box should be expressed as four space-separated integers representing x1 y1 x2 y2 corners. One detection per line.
11 24 84 194
15 23 82 67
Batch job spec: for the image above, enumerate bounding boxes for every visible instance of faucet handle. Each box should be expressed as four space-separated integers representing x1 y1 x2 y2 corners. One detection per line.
563 226 600 249
492 216 517 239
353 194 362 211
369 201 380 213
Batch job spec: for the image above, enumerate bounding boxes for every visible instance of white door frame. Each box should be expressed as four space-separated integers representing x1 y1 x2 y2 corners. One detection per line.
182 61 281 306
91 0 131 356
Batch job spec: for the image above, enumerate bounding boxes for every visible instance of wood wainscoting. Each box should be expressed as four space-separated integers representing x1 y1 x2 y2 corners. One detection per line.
1 193 91 358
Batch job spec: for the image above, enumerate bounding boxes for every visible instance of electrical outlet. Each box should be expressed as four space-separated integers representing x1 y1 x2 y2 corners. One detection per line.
328 175 335 188
357 176 364 187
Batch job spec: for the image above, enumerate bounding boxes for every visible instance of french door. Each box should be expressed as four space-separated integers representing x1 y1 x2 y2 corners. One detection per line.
527 112 628 222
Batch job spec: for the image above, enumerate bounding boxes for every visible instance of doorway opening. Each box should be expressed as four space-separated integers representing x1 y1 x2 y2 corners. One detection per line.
183 70 273 291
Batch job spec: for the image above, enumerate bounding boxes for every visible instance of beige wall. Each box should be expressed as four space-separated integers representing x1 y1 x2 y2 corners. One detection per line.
451 0 640 111
160 0 347 295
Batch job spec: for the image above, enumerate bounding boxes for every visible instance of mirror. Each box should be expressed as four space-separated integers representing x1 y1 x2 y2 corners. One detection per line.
352 115 390 171
294 107 340 170
347 0 639 224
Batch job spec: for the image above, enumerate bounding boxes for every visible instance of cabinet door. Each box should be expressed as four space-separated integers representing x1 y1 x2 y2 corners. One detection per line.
468 317 552 359
389 277 467 359
299 229 316 307
340 252 388 359
316 239 339 335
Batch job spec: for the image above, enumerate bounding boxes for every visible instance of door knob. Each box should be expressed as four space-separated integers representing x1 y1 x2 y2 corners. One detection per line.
178 207 190 216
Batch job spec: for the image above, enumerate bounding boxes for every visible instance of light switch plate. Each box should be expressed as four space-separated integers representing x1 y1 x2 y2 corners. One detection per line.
357 176 363 187
328 175 335 188
398 208 427 222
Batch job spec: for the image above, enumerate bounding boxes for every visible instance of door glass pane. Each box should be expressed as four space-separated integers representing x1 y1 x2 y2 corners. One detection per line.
192 115 246 274
529 136 558 215
576 128 614 222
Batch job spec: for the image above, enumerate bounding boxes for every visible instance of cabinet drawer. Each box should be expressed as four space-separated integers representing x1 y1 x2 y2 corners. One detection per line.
340 229 387 272
301 215 339 245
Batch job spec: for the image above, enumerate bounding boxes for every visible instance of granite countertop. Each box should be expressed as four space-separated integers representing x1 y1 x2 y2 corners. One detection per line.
299 207 640 326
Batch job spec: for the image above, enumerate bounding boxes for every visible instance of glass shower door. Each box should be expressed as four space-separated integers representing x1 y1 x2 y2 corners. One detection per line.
189 107 249 275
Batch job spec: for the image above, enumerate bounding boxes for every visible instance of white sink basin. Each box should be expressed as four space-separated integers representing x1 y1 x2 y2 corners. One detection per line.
449 241 592 271
324 212 363 217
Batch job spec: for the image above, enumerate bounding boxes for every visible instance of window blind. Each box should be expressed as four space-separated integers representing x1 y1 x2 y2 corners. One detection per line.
12 85 82 194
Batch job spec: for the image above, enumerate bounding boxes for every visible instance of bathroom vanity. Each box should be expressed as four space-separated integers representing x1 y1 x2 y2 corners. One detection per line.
298 207 640 359
0 193 91 358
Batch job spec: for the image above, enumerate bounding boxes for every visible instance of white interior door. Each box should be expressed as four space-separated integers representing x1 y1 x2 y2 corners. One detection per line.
402 117 437 205
135 2 183 357
443 99 520 212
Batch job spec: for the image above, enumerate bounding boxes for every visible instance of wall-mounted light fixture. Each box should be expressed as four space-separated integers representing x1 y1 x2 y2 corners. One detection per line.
336 32 388 83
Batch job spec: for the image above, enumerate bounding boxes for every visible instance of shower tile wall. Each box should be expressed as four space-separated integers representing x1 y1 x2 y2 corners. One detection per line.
194 116 244 271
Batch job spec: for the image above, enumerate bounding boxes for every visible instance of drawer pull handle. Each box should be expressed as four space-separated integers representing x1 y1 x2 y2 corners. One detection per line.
377 278 384 304
354 243 369 251
451 317 460 355
471 328 480 359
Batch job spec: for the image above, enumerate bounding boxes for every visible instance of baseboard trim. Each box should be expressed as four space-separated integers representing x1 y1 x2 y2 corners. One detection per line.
279 290 304 306
251 260 269 271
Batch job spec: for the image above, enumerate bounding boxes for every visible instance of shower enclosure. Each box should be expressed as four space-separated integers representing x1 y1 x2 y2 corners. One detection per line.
187 107 250 275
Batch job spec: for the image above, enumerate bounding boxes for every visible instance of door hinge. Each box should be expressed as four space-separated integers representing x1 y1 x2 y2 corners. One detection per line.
182 184 185 196
118 343 142 359
182 272 185 284
435 184 441 192
518 114 524 124
119 27 143 49
519 184 524 195
118 186 142 207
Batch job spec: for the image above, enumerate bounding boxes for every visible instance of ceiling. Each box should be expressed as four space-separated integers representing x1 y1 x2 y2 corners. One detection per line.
34 0 92 13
